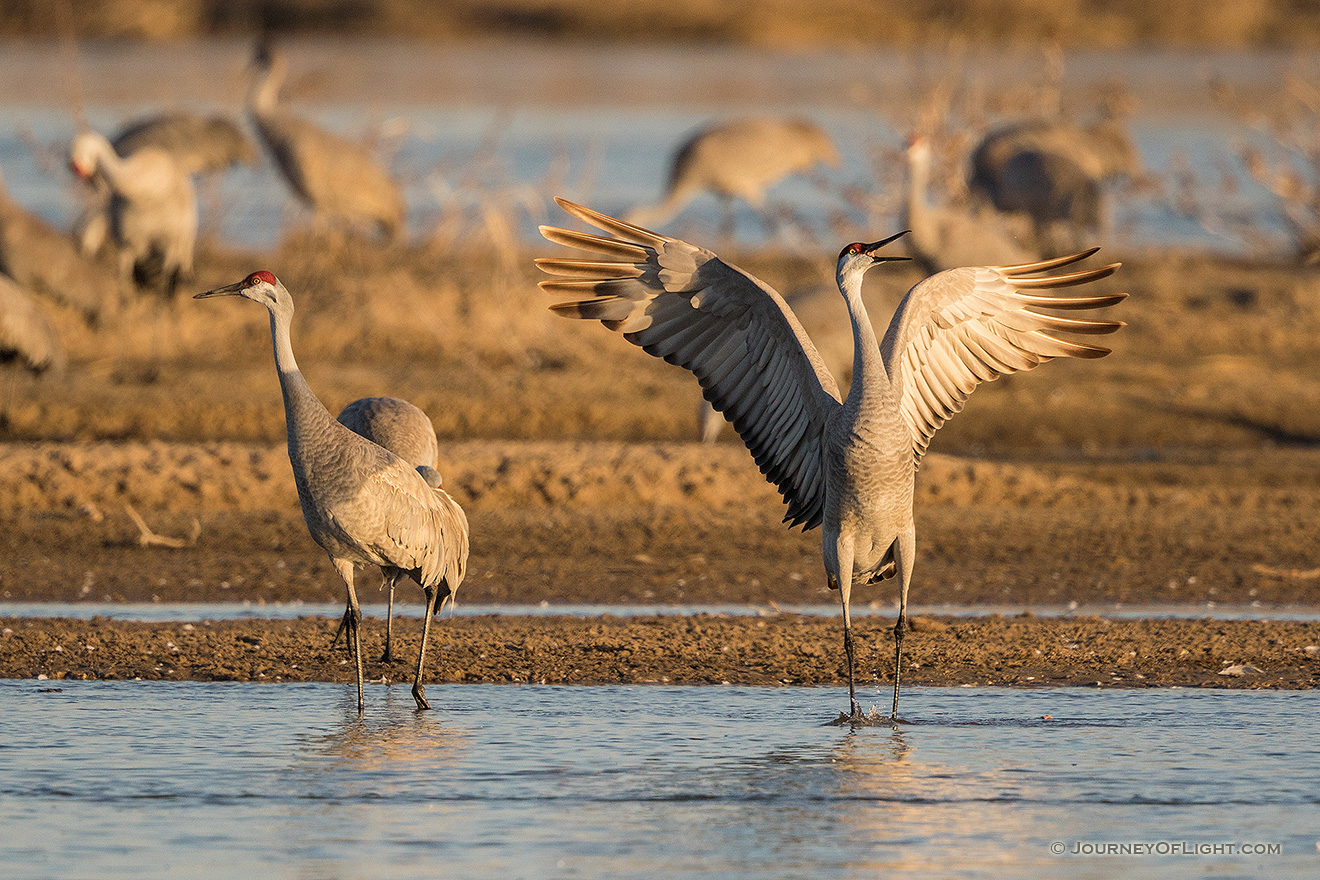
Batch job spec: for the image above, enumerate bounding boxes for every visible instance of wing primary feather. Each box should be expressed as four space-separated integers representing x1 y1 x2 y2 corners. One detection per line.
1009 263 1120 288
554 197 668 248
539 225 650 260
997 248 1101 275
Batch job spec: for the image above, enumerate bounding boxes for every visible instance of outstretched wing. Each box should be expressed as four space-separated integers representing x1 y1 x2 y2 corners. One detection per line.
538 198 843 530
880 250 1126 463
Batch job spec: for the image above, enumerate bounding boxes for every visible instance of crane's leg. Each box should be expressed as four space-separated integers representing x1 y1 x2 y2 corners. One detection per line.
331 557 365 715
890 525 917 720
380 568 401 664
411 582 444 711
328 600 351 651
833 537 861 720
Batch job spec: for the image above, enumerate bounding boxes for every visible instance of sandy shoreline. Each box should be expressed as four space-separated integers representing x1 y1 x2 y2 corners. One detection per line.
4 614 1317 690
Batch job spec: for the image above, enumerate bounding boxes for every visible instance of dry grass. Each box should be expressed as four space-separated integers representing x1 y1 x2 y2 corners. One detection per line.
3 229 1320 454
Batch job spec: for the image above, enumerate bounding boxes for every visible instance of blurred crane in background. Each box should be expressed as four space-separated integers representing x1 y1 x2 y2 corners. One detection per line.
76 113 254 259
70 129 196 298
969 112 1142 254
246 42 405 240
0 272 64 376
627 117 839 242
0 168 115 321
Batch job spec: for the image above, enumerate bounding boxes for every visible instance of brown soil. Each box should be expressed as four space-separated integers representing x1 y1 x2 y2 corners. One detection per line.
4 615 1316 690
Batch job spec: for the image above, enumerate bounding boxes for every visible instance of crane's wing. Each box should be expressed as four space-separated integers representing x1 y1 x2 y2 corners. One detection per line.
538 198 843 530
880 250 1126 464
372 462 469 592
0 274 64 373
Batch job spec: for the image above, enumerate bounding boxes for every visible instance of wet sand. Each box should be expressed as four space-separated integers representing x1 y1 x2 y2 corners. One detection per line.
4 614 1316 690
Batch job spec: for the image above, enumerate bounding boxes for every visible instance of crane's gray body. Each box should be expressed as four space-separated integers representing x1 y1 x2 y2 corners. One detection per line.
248 46 405 238
197 274 467 713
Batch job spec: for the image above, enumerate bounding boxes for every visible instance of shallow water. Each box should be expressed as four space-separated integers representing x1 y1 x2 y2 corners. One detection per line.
6 600 1320 622
1 681 1316 878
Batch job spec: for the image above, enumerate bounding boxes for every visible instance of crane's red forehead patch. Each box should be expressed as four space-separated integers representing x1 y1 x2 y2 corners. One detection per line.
245 270 277 287
839 242 865 259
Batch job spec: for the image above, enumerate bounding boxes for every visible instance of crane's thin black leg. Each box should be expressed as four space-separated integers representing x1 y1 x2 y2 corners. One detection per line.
412 583 443 711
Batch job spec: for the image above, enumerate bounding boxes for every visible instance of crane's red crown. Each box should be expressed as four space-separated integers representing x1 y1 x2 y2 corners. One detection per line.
839 242 866 259
245 270 277 287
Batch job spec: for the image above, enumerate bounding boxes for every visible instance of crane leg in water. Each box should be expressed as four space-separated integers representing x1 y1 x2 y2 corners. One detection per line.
833 536 863 720
330 557 365 715
890 526 916 720
380 569 401 663
411 583 448 710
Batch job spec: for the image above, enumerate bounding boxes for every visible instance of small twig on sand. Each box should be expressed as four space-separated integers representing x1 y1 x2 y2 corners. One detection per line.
124 503 201 549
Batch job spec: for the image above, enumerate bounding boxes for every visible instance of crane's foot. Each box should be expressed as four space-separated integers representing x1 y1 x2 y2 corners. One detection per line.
412 683 431 711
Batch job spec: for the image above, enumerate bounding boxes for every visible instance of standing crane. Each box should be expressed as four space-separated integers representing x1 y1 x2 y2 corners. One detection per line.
538 198 1125 721
247 43 405 239
195 272 467 713
70 130 197 298
627 117 839 240
334 395 443 663
902 134 1037 275
76 112 257 258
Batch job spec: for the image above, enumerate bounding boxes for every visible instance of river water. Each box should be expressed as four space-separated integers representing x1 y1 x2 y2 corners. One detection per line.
1 680 1316 878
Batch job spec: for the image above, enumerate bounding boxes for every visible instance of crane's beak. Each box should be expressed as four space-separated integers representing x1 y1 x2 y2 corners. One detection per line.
194 281 247 299
863 230 911 261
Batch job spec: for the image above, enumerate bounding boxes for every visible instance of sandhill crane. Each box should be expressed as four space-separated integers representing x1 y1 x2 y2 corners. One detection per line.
76 113 254 259
70 130 196 298
903 134 1037 276
195 272 468 713
334 395 442 663
627 117 839 239
969 116 1141 250
0 272 64 374
247 43 405 239
0 169 114 321
539 198 1125 721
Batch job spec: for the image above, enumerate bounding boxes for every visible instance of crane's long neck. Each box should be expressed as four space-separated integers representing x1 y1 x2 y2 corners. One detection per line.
838 266 889 414
249 58 285 117
905 147 931 225
266 304 334 459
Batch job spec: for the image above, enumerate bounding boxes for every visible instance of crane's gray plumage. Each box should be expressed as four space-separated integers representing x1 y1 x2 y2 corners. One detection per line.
196 273 467 713
247 44 405 239
903 134 1036 275
539 198 1125 721
0 272 64 374
335 395 443 663
0 169 114 322
627 117 839 232
969 116 1140 252
71 130 196 297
